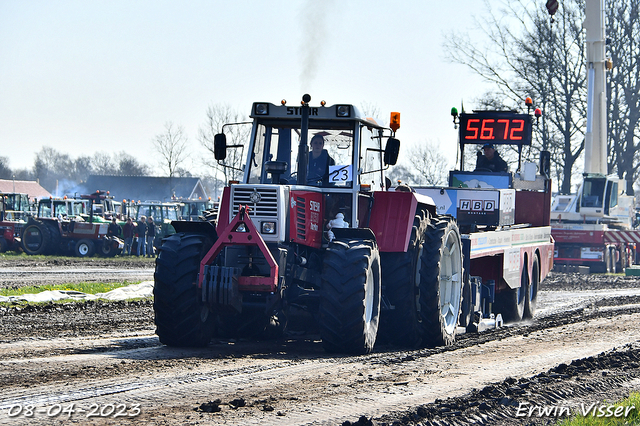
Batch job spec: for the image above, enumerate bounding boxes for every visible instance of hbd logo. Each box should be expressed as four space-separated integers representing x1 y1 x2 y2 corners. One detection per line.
460 199 495 211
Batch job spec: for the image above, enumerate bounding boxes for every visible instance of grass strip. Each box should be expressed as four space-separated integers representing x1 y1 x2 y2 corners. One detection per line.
0 281 137 297
555 392 640 425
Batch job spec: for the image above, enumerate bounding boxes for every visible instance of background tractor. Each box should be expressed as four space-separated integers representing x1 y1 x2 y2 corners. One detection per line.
21 191 123 257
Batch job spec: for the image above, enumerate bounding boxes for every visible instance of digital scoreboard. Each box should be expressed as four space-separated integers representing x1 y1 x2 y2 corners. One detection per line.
459 112 532 146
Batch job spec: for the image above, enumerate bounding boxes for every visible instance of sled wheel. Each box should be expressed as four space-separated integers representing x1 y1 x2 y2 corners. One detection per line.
154 232 216 347
320 238 381 354
524 255 539 320
419 216 464 347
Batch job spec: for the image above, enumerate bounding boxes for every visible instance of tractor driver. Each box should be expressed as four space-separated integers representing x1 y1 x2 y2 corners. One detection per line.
475 143 509 173
307 134 335 186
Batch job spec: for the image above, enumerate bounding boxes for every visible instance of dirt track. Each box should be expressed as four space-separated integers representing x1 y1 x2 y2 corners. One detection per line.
1 256 640 425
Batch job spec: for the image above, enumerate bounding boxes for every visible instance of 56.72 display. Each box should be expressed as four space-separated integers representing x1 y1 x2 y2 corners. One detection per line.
459 112 532 146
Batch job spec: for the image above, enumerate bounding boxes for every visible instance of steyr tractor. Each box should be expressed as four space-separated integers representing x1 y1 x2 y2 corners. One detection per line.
154 95 463 354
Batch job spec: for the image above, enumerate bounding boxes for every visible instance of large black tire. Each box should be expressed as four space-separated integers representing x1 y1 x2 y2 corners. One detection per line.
524 255 539 320
21 220 54 255
379 211 429 347
496 265 527 323
320 239 381 354
99 238 119 257
74 239 95 257
154 232 216 347
419 217 464 347
0 237 8 253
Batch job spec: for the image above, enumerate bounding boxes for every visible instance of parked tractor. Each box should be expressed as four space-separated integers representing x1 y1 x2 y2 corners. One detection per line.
128 201 179 250
175 198 218 222
0 192 32 252
154 95 465 354
21 191 123 257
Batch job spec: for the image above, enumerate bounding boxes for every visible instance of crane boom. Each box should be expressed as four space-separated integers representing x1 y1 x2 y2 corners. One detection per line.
583 0 607 175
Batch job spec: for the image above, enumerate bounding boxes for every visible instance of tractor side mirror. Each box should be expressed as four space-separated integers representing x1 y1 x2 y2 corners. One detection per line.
384 137 400 165
214 133 227 161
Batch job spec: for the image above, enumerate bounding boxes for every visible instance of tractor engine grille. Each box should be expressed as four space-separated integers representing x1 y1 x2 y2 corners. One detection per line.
232 187 279 218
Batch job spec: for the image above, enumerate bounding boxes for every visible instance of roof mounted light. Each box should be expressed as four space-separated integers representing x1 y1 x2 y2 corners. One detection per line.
254 103 269 115
336 105 351 117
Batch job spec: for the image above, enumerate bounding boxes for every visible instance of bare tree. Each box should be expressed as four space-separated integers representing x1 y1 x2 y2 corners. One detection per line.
387 142 452 187
153 122 190 178
607 0 640 194
0 157 12 179
408 142 452 186
359 102 382 122
198 104 250 199
33 147 74 194
91 152 116 175
386 164 418 187
116 152 149 176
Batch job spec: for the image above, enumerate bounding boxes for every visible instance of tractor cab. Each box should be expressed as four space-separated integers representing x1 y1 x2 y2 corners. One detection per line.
0 192 32 222
213 96 400 243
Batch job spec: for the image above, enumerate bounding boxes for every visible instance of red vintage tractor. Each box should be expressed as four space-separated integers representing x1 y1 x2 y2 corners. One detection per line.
153 95 463 354
21 191 123 257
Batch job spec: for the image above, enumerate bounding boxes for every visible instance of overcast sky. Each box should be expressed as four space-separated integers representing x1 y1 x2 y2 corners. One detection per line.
0 0 490 176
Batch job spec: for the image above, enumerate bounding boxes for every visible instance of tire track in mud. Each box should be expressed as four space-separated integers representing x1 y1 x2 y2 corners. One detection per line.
2 306 640 425
1 267 640 425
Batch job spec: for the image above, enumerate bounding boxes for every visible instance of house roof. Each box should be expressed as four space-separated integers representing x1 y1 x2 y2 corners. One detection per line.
83 175 207 202
0 179 52 199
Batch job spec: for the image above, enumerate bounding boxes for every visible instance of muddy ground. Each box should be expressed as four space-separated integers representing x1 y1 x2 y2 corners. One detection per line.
0 254 155 289
1 256 640 425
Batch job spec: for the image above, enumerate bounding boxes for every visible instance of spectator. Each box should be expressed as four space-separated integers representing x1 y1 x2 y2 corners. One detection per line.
146 216 156 258
122 217 135 255
136 215 147 257
107 217 121 238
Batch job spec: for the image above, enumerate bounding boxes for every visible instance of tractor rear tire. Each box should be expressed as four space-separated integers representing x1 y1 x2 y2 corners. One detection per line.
74 239 95 257
99 239 119 257
379 211 429 348
419 216 464 347
21 220 54 255
320 238 381 354
154 232 216 347
0 238 7 253
524 255 539 320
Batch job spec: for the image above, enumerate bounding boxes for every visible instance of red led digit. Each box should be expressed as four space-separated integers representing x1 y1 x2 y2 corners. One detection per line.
510 119 524 140
466 119 480 139
497 119 510 140
480 119 494 140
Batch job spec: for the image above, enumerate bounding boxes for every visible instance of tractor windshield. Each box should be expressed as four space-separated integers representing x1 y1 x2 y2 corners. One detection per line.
1 193 31 220
134 204 180 222
248 123 355 188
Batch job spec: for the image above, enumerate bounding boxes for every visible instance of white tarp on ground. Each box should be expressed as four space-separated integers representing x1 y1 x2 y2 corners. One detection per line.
0 281 154 303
